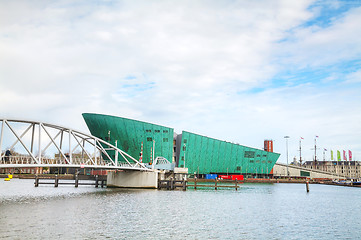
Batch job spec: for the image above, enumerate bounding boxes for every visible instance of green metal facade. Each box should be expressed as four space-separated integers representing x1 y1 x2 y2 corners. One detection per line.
178 131 280 175
82 113 280 174
82 113 174 163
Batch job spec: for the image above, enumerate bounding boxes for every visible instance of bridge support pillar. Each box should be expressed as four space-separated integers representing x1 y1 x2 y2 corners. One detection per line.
107 170 158 188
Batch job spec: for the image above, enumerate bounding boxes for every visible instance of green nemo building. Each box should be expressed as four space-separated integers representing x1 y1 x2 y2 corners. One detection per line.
82 113 280 176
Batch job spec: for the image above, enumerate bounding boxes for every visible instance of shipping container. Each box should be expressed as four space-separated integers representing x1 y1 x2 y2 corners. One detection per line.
231 175 244 181
219 175 232 180
205 174 218 179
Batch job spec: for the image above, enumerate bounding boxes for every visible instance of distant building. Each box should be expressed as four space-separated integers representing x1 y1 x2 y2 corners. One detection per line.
302 161 361 179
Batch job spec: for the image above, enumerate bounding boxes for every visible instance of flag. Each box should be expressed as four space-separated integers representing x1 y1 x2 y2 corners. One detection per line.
331 150 334 160
337 150 341 161
300 137 304 140
349 150 352 161
343 150 347 160
316 136 319 138
324 148 327 151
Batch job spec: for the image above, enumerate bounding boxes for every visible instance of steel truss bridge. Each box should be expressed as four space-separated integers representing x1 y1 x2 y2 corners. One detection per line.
0 119 150 171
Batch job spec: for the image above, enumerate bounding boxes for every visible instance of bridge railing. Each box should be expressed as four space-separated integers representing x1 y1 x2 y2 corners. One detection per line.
0 119 150 170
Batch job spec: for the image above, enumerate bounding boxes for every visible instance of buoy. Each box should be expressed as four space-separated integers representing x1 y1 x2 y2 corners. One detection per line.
8 174 13 179
4 178 10 181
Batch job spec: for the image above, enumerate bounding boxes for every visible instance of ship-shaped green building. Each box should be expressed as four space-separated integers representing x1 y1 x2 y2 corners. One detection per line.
83 113 280 177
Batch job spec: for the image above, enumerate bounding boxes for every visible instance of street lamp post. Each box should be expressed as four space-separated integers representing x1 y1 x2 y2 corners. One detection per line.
284 136 290 177
183 144 186 168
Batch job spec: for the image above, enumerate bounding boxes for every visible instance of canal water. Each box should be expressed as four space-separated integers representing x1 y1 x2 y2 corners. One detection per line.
1 179 361 239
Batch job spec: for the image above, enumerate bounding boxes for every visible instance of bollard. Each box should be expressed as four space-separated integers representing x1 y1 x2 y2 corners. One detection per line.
75 174 79 188
194 177 197 190
306 181 309 192
34 175 39 187
55 175 59 187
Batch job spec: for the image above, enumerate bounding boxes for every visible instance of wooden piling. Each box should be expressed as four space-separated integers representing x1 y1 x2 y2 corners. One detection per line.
235 180 238 191
95 175 99 188
183 179 187 191
75 174 79 188
194 177 197 190
35 175 39 187
306 181 309 192
215 178 218 190
54 175 59 187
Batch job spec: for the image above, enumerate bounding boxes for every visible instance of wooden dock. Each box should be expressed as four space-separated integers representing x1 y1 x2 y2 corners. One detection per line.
34 175 106 188
187 178 241 190
158 178 242 190
158 178 187 190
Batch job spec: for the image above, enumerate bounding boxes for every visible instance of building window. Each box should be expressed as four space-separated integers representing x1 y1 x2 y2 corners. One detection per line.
181 156 184 160
147 137 152 141
146 130 151 133
236 166 241 171
163 130 168 133
163 138 168 142
250 160 254 163
155 130 160 133
244 151 255 158
183 139 187 143
183 146 186 151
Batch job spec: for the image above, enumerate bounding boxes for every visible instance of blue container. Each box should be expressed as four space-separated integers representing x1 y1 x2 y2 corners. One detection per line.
205 174 218 179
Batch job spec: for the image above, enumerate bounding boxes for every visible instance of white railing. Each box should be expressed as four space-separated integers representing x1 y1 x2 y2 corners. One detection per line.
0 119 150 170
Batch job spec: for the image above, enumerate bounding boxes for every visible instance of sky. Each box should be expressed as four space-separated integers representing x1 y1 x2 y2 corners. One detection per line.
1 0 361 163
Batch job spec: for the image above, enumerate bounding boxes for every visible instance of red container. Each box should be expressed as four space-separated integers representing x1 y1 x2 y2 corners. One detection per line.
231 175 244 181
219 175 232 180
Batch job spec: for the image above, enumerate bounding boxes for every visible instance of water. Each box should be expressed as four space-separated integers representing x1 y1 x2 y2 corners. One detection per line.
1 179 361 239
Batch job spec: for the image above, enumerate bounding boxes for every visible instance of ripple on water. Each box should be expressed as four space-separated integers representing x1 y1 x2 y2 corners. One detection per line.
1 180 361 239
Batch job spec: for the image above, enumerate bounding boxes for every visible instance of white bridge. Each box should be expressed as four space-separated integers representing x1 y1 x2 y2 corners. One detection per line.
0 119 150 171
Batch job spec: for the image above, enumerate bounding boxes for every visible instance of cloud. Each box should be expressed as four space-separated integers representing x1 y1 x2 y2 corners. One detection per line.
0 0 360 162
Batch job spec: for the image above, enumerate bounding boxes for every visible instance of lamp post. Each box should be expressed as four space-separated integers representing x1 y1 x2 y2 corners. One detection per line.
284 136 290 177
183 143 186 168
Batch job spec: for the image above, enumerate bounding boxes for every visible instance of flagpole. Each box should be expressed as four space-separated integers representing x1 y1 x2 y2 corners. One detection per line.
299 138 303 166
